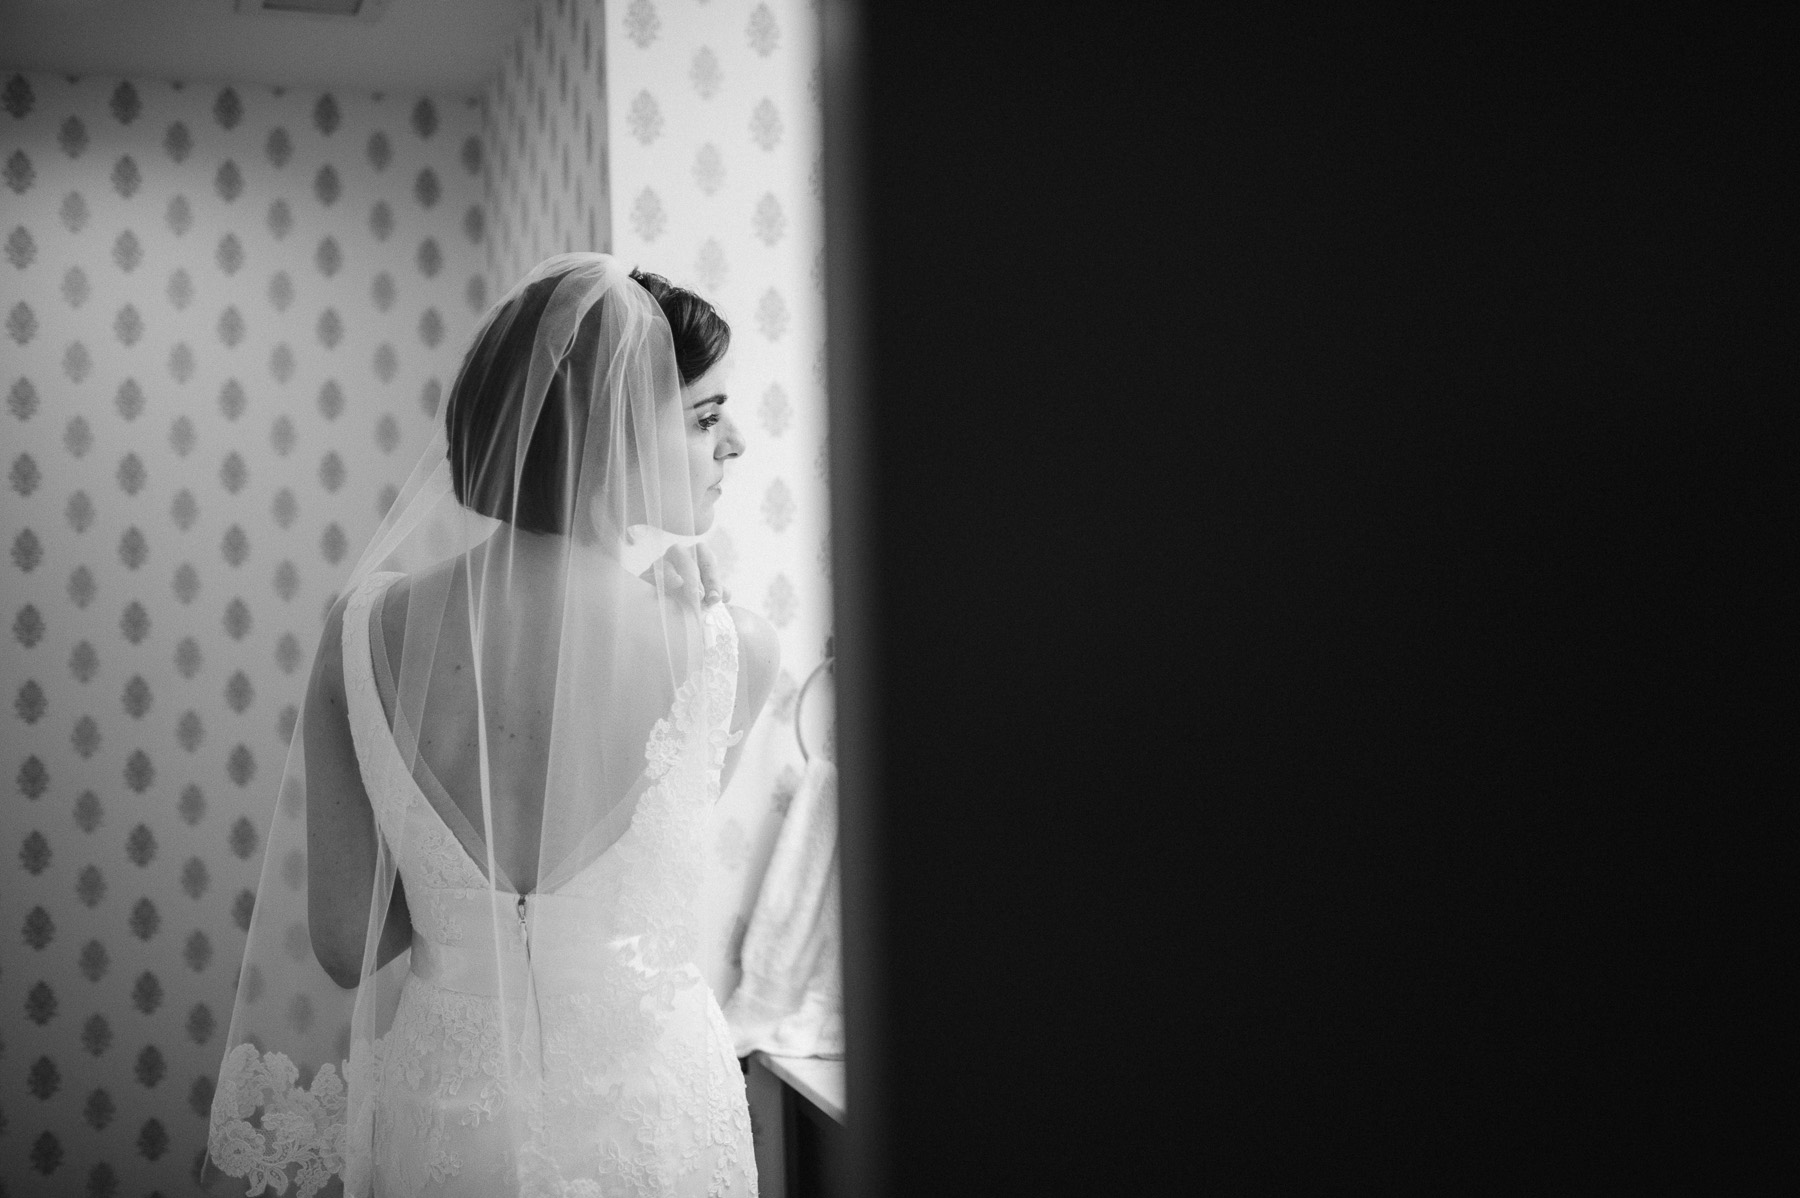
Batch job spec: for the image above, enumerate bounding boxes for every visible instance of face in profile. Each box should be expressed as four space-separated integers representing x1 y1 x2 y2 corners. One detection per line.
673 354 744 534
613 352 744 538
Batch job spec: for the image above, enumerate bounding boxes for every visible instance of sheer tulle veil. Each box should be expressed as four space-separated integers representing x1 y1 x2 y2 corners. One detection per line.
205 253 741 1194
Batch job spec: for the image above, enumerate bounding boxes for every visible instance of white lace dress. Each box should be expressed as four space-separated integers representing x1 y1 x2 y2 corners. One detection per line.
216 572 757 1198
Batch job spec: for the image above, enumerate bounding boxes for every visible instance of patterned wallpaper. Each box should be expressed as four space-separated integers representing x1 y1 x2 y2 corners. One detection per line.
0 72 485 1194
482 0 613 289
604 0 831 1002
0 1 828 1189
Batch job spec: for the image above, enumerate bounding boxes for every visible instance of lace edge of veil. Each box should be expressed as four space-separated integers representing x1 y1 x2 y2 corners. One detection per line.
209 1037 385 1197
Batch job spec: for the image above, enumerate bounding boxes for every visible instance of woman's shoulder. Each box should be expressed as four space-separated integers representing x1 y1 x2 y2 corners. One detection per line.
316 568 433 680
726 603 778 655
726 604 780 695
326 567 413 623
372 560 459 638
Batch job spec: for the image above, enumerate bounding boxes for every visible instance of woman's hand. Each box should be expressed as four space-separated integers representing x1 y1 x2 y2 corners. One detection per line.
641 542 729 608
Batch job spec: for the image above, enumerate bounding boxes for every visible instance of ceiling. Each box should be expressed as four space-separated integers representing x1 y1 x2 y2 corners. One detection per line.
0 0 533 98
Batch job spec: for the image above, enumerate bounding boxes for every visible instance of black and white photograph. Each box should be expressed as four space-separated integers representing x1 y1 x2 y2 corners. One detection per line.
2 2 1788 1194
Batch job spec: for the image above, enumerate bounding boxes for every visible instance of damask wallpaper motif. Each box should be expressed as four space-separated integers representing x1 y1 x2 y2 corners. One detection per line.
605 0 830 1002
482 0 613 289
0 3 828 1189
0 72 484 1193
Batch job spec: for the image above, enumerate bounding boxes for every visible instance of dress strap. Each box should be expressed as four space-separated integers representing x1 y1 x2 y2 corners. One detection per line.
338 572 407 834
339 572 404 715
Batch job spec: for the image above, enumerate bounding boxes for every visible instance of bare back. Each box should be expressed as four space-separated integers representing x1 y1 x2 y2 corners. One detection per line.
369 546 691 894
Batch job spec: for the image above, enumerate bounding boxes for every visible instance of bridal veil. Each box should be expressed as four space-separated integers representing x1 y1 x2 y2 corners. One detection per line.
205 254 746 1195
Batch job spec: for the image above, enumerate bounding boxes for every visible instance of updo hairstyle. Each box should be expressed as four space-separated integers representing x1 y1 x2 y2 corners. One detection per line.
628 268 731 386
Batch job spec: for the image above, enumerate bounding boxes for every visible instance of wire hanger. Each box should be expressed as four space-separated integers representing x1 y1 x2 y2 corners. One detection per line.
794 638 834 764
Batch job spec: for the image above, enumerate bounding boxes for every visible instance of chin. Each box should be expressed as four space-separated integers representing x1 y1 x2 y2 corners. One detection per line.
689 493 721 533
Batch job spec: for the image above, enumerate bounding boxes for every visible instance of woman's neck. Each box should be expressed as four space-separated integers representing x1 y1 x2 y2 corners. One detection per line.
488 525 637 588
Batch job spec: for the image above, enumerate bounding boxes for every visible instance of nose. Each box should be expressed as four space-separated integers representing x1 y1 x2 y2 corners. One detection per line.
716 412 745 459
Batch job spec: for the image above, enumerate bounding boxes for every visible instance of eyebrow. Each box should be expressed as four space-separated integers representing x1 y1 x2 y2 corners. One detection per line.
688 392 727 408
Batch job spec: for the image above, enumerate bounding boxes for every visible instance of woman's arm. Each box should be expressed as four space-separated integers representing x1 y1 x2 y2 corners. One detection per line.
305 591 412 990
720 605 781 793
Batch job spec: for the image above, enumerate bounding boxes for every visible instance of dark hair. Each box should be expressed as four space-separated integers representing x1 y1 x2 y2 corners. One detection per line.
444 272 578 534
629 268 731 385
444 268 731 535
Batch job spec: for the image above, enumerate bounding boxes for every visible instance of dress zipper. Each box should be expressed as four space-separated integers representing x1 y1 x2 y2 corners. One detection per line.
517 893 544 1075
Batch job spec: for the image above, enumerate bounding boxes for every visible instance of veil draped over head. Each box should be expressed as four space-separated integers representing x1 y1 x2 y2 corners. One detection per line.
206 254 744 1195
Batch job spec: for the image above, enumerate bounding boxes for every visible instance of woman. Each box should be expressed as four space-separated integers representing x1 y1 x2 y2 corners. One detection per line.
208 255 779 1197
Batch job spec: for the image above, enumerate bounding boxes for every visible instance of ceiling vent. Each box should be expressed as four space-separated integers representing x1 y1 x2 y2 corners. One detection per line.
233 0 395 21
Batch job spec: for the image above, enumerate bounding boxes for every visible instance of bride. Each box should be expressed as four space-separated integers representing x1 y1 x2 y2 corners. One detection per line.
208 254 778 1197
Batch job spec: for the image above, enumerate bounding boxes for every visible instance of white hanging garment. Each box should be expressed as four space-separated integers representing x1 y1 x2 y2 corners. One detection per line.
724 756 843 1060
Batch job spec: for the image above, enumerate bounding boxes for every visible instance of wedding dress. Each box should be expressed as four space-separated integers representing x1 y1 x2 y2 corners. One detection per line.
211 573 756 1196
344 570 753 1196
208 255 761 1197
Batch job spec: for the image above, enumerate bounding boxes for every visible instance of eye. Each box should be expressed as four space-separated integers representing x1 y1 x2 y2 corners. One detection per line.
697 412 722 431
